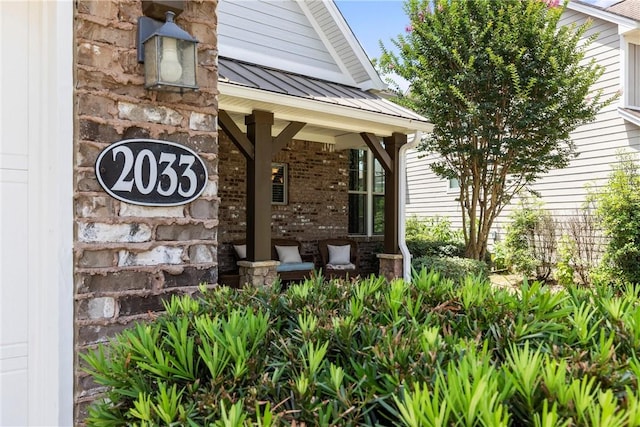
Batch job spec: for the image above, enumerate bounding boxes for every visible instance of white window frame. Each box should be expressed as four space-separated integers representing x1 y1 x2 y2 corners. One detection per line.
622 31 640 111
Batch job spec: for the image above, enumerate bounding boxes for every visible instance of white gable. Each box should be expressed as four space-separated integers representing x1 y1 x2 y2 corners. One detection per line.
217 0 385 90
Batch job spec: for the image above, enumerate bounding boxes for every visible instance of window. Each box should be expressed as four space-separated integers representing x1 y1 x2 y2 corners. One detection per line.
448 177 460 192
271 163 287 205
626 39 640 110
348 149 385 235
621 30 640 123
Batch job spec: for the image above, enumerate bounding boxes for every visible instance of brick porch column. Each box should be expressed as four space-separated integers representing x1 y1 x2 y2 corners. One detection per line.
237 260 279 287
377 253 404 282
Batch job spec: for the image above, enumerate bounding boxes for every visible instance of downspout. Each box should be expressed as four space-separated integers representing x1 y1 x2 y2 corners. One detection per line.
398 131 422 283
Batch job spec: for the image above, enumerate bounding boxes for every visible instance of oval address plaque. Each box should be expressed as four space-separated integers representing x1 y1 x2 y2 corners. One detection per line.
96 139 208 207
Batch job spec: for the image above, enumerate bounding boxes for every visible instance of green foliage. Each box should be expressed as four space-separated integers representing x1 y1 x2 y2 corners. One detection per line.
556 233 576 287
83 273 640 425
405 216 465 259
491 240 508 271
412 255 488 283
503 197 557 280
591 152 640 287
406 239 465 259
380 0 614 261
406 216 463 243
564 203 603 285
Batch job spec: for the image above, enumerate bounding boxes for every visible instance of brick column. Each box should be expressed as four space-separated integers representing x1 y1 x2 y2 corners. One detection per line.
73 0 219 421
237 260 279 287
377 253 404 281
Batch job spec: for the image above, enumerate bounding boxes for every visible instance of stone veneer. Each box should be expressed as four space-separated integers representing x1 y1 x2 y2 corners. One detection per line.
74 0 218 421
217 130 382 276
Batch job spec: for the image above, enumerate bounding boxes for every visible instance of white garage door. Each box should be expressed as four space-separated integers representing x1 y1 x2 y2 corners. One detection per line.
0 1 73 425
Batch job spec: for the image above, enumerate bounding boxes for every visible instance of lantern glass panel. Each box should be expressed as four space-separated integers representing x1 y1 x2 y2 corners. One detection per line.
143 36 159 88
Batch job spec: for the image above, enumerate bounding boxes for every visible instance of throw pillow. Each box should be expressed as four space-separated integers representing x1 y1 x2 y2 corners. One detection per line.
233 244 246 260
275 245 302 263
328 244 351 265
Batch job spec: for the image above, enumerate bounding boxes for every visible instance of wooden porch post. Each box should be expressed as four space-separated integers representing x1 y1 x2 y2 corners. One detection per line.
383 132 406 254
245 110 274 261
361 131 407 281
360 131 407 254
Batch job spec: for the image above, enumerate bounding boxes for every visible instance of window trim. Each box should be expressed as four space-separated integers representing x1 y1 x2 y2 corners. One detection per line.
623 32 640 111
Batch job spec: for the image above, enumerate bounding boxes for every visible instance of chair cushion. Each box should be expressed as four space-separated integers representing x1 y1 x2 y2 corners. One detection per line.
328 244 351 265
326 263 356 270
275 245 302 263
277 262 315 272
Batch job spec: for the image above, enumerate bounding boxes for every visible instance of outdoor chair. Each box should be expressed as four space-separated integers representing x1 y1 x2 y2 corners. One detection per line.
318 238 359 280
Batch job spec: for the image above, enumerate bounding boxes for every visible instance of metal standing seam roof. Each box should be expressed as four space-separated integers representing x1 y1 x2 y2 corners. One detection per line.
217 57 430 124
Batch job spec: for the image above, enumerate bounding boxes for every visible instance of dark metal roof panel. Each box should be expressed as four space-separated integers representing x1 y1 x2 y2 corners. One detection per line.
218 57 428 122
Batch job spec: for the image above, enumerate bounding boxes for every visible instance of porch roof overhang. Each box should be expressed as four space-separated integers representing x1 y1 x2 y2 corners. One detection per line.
218 57 433 148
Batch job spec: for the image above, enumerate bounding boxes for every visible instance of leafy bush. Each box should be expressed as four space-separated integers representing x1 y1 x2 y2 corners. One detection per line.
406 216 463 244
591 152 640 287
563 204 604 285
412 255 488 283
406 216 467 275
490 240 508 271
555 233 576 287
504 197 557 280
406 238 465 259
83 273 640 426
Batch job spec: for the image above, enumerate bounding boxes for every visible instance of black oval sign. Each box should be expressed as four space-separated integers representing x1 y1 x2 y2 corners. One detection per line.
96 139 208 206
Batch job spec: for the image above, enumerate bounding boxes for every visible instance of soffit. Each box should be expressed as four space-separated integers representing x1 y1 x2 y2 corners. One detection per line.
218 57 432 148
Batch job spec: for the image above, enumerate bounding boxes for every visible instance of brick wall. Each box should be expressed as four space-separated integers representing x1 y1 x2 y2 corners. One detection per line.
74 0 218 421
218 130 382 275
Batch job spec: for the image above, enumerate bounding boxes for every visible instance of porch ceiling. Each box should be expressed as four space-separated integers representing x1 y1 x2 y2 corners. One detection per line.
218 57 433 149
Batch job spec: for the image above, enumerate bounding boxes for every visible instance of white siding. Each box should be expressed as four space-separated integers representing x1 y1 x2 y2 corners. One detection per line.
218 0 353 85
406 11 639 246
303 1 374 86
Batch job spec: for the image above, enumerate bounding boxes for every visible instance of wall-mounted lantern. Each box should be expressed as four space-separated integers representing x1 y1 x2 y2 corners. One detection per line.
137 11 198 92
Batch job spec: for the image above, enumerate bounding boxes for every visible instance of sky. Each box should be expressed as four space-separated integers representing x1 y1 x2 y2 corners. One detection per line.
334 1 409 62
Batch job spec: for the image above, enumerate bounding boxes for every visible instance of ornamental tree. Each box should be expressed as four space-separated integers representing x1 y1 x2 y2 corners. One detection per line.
379 0 613 260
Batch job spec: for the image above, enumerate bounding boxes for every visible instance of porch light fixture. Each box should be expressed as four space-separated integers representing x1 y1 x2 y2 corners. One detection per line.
137 11 198 92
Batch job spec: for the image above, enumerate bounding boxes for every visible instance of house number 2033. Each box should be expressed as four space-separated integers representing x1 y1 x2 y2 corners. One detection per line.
96 139 208 207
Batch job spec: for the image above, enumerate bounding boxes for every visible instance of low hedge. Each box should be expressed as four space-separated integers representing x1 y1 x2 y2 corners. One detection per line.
84 271 640 426
412 255 489 282
406 238 465 258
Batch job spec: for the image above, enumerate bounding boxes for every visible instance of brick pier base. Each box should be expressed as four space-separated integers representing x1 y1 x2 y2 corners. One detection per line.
237 260 280 287
377 253 404 282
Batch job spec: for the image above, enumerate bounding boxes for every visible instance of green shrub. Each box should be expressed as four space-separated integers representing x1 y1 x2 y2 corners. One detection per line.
555 233 576 287
412 255 488 283
490 240 508 271
406 216 466 268
563 204 603 285
406 216 463 243
504 197 557 280
592 152 640 287
83 274 640 426
406 238 465 258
